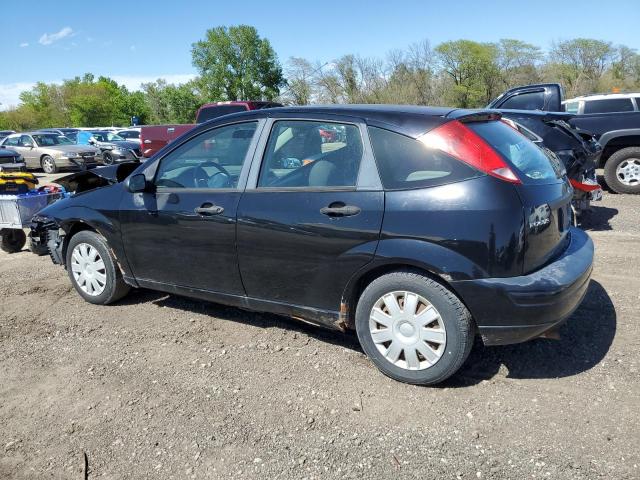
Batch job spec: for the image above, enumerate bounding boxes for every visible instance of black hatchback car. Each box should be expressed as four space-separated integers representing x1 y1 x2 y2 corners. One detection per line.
31 105 593 385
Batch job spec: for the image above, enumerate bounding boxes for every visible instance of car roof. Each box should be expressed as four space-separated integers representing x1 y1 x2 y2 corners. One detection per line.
564 93 640 102
201 104 489 138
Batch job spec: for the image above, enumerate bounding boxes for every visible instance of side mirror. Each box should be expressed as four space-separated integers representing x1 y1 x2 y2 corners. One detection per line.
89 138 97 145
125 173 149 193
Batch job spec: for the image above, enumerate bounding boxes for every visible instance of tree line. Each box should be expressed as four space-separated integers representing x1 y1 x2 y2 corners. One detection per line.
1 25 639 131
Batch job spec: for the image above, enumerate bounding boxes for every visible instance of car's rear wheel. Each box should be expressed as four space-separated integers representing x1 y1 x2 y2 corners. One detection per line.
41 155 58 174
66 230 130 304
0 228 27 253
355 271 474 385
604 147 640 194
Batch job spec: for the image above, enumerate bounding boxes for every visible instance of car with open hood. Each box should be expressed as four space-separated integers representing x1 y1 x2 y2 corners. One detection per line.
31 105 593 385
0 132 99 173
0 146 26 173
77 130 142 165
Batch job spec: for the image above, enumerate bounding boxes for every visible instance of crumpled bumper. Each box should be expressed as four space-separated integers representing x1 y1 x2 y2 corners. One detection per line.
451 227 594 345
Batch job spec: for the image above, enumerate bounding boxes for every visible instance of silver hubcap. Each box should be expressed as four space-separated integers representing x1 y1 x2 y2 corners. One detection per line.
616 158 640 186
43 158 54 171
369 291 446 371
71 243 106 296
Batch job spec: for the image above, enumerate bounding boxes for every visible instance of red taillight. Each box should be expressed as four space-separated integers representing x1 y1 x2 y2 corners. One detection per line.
569 178 602 192
419 120 521 184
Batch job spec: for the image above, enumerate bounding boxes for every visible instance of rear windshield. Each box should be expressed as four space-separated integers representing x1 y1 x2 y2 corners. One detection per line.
467 121 562 183
196 105 248 123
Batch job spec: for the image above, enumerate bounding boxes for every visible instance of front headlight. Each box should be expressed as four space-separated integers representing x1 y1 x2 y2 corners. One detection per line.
63 152 79 158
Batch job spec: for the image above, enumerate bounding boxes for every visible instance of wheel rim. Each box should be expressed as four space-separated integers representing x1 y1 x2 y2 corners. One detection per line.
616 158 640 186
369 291 446 371
43 157 54 172
71 243 107 296
103 153 113 165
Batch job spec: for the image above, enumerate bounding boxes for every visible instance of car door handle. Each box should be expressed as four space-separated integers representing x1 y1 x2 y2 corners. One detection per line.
320 203 361 217
194 204 224 216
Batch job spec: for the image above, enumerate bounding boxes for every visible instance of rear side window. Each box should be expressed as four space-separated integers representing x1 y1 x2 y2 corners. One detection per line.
196 105 249 123
583 98 634 114
500 91 545 110
368 127 481 190
564 101 579 114
467 121 561 183
634 98 640 111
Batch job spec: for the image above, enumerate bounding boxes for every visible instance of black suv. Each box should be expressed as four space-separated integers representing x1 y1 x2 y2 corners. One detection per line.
31 106 593 385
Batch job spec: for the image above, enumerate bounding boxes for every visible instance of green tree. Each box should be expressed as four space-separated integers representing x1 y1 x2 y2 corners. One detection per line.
435 40 499 107
191 25 285 101
548 38 615 95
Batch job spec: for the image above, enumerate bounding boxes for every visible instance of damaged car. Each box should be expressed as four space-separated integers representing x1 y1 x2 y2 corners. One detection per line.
31 106 593 385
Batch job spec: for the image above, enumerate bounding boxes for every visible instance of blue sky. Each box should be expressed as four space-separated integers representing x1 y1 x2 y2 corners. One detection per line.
1 0 640 108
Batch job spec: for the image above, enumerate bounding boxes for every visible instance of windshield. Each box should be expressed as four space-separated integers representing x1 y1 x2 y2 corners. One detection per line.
33 134 74 146
467 121 562 183
92 132 125 142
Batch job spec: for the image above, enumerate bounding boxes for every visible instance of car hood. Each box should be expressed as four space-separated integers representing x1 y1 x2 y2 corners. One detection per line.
53 163 139 194
98 140 139 150
0 148 20 159
39 144 100 154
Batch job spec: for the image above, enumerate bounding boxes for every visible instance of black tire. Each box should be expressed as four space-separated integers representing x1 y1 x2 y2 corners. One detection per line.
0 229 27 253
65 230 130 305
28 238 49 256
603 147 640 194
102 152 114 165
41 155 58 174
355 270 474 385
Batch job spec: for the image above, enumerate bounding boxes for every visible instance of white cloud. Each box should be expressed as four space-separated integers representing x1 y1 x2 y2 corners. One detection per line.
19 42 29 48
0 74 197 110
110 74 197 91
39 27 73 46
0 83 38 110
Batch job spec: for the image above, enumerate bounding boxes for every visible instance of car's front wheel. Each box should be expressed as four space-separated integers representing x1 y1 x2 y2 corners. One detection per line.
102 152 114 165
604 147 640 194
66 230 130 304
41 155 58 174
355 271 474 385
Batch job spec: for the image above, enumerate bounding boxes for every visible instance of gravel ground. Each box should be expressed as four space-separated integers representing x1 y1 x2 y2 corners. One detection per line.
1 171 639 479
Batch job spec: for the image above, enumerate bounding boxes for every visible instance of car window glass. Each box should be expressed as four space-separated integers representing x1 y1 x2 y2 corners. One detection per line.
500 91 545 110
196 105 248 123
564 102 579 114
155 122 258 189
369 127 482 190
20 135 34 146
4 136 20 147
258 120 363 189
467 121 561 183
583 98 634 114
634 98 640 111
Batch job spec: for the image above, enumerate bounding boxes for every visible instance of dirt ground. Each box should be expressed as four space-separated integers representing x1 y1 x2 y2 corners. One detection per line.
1 171 639 479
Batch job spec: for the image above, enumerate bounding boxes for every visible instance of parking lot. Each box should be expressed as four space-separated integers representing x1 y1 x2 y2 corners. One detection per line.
0 171 639 479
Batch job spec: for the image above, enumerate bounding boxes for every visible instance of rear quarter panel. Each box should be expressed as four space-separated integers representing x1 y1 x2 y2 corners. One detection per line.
377 176 525 280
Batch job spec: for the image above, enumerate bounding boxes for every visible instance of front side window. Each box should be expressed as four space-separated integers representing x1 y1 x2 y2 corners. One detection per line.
369 127 481 190
258 120 363 189
583 98 634 114
155 122 258 189
500 91 545 110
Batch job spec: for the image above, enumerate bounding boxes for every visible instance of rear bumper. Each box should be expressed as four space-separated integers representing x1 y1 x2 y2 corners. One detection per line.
451 227 593 346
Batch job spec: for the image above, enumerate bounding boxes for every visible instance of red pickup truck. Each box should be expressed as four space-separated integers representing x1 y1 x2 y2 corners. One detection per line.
140 101 282 158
